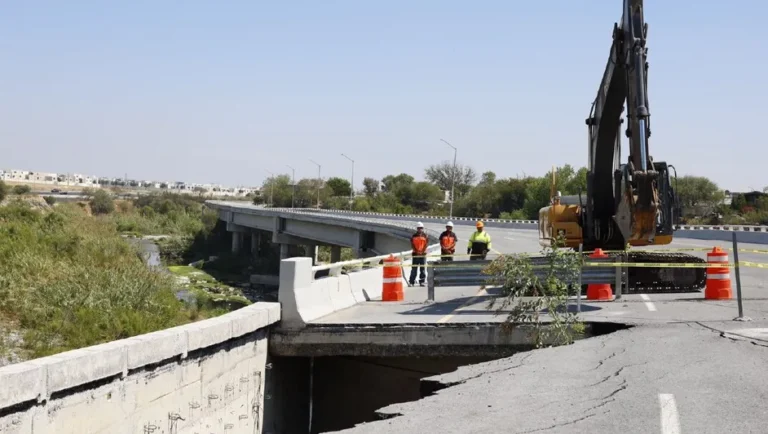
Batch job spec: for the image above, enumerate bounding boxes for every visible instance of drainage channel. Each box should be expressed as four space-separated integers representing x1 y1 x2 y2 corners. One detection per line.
263 322 630 433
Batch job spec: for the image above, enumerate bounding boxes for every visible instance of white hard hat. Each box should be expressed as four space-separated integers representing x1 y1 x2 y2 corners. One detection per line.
416 222 424 228
446 221 453 227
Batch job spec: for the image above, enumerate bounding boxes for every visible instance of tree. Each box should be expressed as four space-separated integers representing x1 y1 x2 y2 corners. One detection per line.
675 176 725 216
424 161 477 199
258 175 295 208
90 190 115 215
362 177 379 197
0 181 7 202
325 177 352 197
381 173 414 193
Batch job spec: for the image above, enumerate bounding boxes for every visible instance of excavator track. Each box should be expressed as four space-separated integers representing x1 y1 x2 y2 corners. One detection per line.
607 250 707 293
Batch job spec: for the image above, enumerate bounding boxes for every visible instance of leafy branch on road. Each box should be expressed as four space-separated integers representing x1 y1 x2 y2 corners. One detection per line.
482 234 585 348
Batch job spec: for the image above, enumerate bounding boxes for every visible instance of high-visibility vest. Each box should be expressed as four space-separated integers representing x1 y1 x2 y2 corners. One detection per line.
440 232 457 250
468 231 492 252
411 233 428 255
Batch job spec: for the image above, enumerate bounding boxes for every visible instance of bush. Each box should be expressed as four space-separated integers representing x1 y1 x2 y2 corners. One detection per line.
483 235 585 348
43 195 56 205
0 181 7 201
0 203 197 359
90 190 115 214
11 184 31 195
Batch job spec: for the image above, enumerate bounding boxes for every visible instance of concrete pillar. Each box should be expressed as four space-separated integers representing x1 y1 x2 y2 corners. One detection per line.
280 243 289 259
330 246 342 263
305 245 318 265
250 231 259 253
232 231 243 253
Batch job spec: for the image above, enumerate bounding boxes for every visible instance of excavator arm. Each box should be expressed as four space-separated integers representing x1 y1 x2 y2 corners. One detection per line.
584 0 669 251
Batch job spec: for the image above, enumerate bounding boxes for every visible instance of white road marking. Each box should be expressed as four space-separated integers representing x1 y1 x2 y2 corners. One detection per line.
504 237 515 241
437 288 487 323
658 393 681 434
640 294 658 312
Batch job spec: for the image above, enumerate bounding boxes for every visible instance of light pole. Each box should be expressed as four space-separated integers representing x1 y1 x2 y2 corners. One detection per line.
341 153 354 210
440 138 458 218
286 165 295 208
264 169 275 207
309 159 321 208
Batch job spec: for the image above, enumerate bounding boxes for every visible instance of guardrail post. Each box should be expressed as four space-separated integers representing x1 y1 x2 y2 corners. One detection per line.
576 243 583 313
427 267 435 302
732 232 750 321
614 253 623 300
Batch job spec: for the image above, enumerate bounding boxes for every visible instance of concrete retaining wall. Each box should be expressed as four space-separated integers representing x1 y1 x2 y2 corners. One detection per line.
0 302 280 434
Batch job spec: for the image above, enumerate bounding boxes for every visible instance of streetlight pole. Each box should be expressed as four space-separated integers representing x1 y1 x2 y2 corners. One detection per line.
286 165 295 208
309 159 321 208
440 138 458 218
341 153 354 210
264 169 275 207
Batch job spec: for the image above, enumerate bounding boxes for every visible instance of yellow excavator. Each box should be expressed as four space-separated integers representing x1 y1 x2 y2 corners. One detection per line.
537 0 706 293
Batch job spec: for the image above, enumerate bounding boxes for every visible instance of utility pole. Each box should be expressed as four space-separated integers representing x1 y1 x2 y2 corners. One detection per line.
309 159 321 208
341 153 354 210
440 138 458 218
264 169 275 206
286 165 295 208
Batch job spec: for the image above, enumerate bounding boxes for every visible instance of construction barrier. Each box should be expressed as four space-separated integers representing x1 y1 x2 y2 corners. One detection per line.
705 247 732 300
586 248 613 301
382 254 404 301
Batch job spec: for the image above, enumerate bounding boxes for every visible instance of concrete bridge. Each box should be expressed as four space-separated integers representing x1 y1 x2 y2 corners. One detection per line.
1 202 767 433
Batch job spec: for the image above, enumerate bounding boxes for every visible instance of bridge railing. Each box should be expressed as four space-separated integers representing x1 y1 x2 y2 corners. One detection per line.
312 244 441 277
426 256 623 301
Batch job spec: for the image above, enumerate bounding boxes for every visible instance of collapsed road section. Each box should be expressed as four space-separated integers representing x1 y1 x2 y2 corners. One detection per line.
262 321 631 433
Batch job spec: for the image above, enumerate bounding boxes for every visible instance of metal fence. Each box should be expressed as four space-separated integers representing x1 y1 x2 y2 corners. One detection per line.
426 256 624 302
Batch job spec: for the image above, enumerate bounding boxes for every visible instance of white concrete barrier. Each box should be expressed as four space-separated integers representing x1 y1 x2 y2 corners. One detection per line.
0 302 280 434
279 257 383 328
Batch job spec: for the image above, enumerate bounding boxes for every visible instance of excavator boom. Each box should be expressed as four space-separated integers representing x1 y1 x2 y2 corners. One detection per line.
541 0 706 293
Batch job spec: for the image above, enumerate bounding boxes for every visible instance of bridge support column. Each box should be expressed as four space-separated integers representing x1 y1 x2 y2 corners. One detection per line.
232 231 243 253
330 246 342 263
305 245 318 265
251 230 261 253
280 243 289 259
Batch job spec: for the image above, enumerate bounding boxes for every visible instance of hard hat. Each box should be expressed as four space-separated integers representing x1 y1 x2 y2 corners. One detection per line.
446 221 453 227
476 221 484 228
416 222 424 228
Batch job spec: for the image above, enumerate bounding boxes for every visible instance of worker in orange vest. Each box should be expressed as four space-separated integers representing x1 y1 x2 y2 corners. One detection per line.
439 221 458 261
409 222 429 286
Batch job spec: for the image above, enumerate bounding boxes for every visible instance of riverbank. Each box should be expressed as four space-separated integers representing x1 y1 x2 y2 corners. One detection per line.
0 200 235 365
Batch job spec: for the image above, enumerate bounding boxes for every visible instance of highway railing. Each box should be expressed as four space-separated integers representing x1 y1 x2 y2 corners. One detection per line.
312 244 441 278
426 256 623 302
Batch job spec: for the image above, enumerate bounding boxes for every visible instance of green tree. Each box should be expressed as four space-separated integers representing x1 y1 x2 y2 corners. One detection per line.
362 177 379 197
0 181 7 202
675 176 725 216
325 177 352 197
89 190 115 215
424 161 477 199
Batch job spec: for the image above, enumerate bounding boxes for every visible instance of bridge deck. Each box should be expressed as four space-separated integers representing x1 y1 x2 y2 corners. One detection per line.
313 223 768 326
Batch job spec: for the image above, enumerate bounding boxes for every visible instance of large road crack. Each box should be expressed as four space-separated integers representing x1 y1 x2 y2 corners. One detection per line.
517 412 601 433
435 353 534 388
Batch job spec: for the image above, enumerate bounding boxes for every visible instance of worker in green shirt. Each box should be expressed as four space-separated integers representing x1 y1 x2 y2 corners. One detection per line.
467 221 492 260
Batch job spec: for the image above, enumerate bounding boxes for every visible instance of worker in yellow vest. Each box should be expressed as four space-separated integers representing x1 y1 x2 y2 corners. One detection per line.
467 221 492 260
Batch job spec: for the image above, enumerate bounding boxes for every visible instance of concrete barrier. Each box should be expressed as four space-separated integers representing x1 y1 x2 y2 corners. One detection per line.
279 257 383 328
0 302 280 434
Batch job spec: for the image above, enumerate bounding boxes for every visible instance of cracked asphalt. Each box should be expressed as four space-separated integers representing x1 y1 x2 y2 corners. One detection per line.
333 320 768 433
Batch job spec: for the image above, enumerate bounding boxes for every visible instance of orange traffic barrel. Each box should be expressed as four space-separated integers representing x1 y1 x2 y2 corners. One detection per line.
586 248 613 301
705 247 732 300
382 255 404 301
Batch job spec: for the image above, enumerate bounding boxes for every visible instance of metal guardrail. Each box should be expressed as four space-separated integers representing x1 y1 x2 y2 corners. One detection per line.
312 244 441 277
426 256 623 301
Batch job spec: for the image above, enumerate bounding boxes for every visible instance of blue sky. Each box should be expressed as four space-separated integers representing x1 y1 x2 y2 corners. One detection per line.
0 1 764 191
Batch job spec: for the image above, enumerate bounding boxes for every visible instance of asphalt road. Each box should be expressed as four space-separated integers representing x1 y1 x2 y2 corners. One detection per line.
320 223 768 433
335 320 768 434
315 223 768 326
